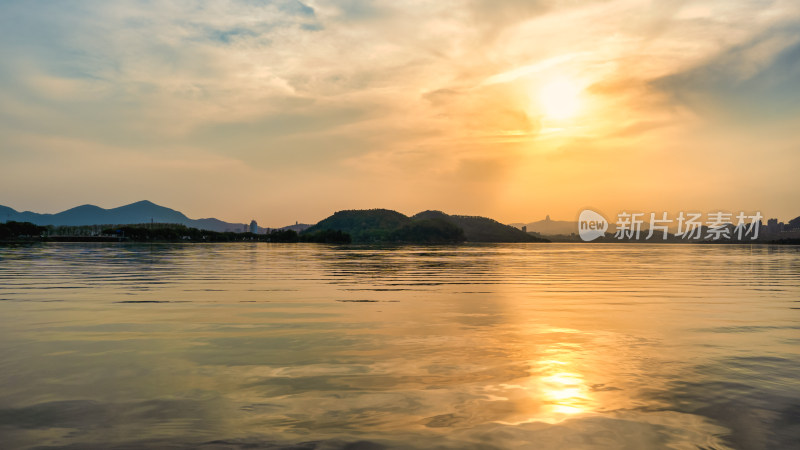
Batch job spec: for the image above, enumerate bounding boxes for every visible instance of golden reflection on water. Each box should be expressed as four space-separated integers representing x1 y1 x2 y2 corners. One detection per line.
494 329 596 425
0 243 798 449
537 346 592 419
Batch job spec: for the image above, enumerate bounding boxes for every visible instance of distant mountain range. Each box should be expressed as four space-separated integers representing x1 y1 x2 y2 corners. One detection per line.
0 200 289 233
9 201 793 241
0 202 546 243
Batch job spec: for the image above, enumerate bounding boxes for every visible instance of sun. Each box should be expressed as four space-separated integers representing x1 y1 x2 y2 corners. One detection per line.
539 79 581 120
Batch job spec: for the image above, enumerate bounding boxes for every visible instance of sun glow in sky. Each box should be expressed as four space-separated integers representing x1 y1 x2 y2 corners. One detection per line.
539 79 581 120
0 0 799 225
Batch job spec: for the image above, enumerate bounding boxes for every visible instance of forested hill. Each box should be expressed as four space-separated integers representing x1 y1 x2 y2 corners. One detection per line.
303 209 548 243
413 210 547 242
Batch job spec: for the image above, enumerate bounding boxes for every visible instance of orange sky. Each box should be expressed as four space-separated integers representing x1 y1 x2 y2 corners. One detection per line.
1 0 799 226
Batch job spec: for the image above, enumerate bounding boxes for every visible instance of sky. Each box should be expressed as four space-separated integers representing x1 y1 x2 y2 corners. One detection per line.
1 0 799 226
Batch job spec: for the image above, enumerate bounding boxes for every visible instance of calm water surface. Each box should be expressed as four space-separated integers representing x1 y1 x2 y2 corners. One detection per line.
0 243 798 449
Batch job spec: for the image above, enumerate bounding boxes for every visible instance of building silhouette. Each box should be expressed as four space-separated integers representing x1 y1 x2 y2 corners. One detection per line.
249 220 258 234
767 218 779 235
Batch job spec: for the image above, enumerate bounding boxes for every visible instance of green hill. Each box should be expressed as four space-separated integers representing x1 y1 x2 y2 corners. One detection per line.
390 218 466 244
413 210 547 242
303 209 411 243
303 209 548 243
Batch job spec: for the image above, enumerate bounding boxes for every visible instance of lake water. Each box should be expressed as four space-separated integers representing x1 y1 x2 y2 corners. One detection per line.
0 243 798 449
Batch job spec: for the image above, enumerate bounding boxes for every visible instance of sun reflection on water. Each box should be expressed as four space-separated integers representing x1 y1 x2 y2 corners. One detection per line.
494 330 597 425
537 357 592 418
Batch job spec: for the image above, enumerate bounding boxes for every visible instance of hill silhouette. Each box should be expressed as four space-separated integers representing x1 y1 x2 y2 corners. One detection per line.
0 200 251 232
304 209 547 243
413 210 546 242
304 209 409 242
509 217 577 235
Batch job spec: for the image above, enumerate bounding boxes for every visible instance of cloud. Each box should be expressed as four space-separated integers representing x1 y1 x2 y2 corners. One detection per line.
1 0 799 223
653 24 800 123
480 53 583 87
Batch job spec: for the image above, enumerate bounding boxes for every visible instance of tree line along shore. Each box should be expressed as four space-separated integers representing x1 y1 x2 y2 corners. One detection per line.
0 209 548 244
